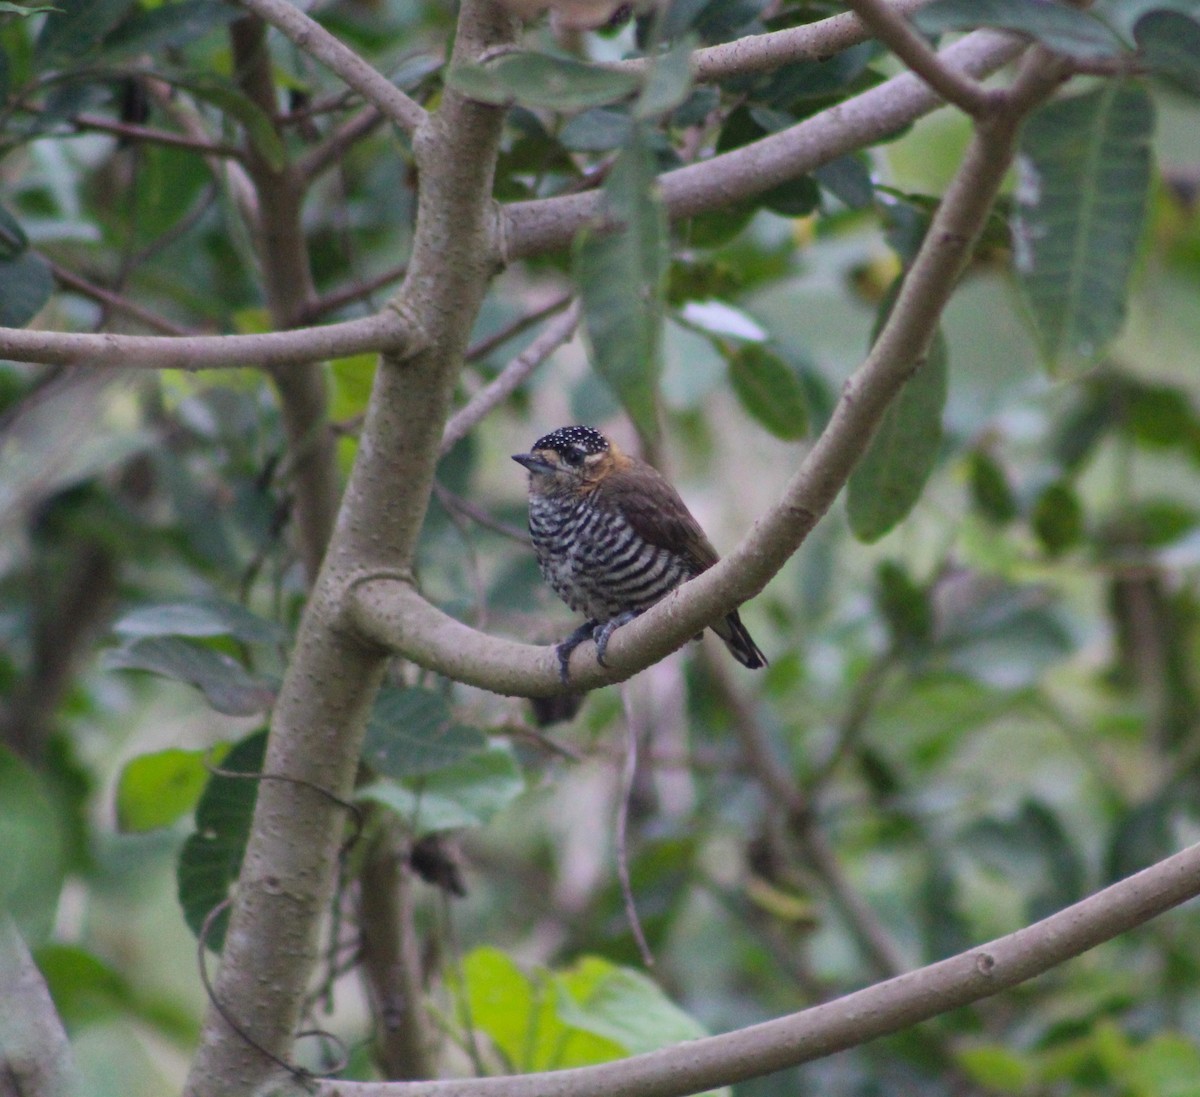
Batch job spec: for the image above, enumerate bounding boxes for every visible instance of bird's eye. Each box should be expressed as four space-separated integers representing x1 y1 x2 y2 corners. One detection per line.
561 447 586 467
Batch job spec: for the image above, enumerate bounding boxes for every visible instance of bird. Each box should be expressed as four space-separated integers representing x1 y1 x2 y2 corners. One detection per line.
513 425 767 682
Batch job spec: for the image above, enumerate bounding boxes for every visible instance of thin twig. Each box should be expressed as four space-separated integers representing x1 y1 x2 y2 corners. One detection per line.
50 262 194 336
442 300 580 456
66 110 247 156
298 105 388 181
465 291 573 362
432 483 530 543
617 690 655 967
842 0 994 116
706 651 909 979
297 264 409 325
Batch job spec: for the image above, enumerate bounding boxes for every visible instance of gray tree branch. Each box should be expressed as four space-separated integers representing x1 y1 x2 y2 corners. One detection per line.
0 312 417 370
842 0 994 115
181 0 518 1092
316 838 1200 1097
607 0 932 81
501 29 1024 260
0 916 78 1097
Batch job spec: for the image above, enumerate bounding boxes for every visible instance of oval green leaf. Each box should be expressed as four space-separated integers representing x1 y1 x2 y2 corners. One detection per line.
913 0 1128 59
362 686 487 779
176 731 266 952
449 52 640 111
116 746 229 833
1013 83 1154 372
727 344 809 440
847 330 948 543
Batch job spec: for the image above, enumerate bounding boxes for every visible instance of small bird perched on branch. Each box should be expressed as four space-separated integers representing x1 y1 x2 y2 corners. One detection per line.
513 425 767 682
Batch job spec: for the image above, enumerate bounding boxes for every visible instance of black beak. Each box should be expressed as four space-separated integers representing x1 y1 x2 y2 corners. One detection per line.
512 453 554 475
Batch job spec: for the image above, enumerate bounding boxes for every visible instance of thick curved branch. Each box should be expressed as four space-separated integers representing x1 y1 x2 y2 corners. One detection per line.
235 0 427 133
0 311 417 370
319 839 1200 1097
351 65 1052 693
501 29 1023 260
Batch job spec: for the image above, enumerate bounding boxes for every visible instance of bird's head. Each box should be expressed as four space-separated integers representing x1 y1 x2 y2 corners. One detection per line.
512 425 621 494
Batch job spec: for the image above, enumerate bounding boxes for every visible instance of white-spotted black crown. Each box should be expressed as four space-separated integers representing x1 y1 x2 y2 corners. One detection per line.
532 425 609 456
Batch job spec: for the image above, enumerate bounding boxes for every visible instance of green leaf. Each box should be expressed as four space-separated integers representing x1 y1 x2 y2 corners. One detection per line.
956 1044 1035 1092
112 599 281 644
760 175 821 217
1013 83 1154 371
726 344 809 440
177 731 266 952
560 108 633 152
967 449 1019 524
575 131 668 443
458 947 620 1072
99 0 239 58
1135 10 1200 94
913 0 1128 59
0 747 66 943
0 251 53 327
814 154 874 210
875 559 933 649
116 746 229 833
1122 1032 1200 1097
847 324 948 543
362 686 487 779
1032 480 1084 555
634 36 694 119
173 75 286 172
35 944 132 1029
358 741 524 837
448 52 640 111
102 636 276 716
554 956 711 1055
1099 0 1200 38
34 0 135 63
459 947 546 1071
456 949 719 1077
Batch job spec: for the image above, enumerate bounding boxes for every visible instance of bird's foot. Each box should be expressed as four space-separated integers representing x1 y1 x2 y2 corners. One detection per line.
555 620 599 684
593 610 639 667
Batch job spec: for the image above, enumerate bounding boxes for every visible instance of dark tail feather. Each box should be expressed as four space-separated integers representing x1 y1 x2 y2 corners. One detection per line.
713 610 767 669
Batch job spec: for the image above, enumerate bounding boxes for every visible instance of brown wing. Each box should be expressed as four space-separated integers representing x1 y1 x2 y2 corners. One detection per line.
597 458 720 577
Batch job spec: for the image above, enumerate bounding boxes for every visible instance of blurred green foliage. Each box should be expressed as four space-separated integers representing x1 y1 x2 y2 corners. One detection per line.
2 0 1200 1092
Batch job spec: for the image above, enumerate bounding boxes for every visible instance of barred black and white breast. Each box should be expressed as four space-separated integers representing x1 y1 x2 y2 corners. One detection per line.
513 425 766 678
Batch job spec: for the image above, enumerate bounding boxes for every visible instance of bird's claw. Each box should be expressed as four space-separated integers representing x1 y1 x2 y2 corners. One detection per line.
554 612 639 682
593 611 638 668
555 620 599 684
